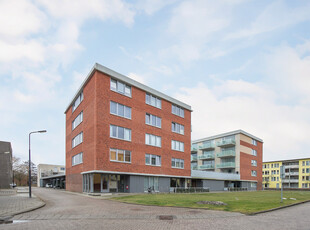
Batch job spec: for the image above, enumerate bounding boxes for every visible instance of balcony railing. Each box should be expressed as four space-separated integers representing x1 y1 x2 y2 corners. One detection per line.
191 146 198 152
199 143 215 150
217 162 235 168
198 153 215 160
198 165 215 170
191 156 197 161
216 139 236 147
282 179 299 183
191 166 198 170
285 172 299 176
217 150 236 158
283 165 299 169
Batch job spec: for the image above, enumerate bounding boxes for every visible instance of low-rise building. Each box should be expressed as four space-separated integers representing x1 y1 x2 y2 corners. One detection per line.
191 130 263 190
37 164 65 188
0 141 13 189
263 158 310 189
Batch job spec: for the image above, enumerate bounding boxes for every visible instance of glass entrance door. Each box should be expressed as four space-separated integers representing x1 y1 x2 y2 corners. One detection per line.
101 175 109 193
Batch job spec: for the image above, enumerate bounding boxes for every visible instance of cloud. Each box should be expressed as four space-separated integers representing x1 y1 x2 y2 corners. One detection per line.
135 0 177 15
225 1 310 40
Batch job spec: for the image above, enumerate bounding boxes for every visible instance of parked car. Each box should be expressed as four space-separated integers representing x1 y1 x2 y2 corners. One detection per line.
45 183 52 188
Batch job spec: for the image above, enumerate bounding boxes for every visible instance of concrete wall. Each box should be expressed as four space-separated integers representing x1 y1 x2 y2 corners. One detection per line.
202 179 225 191
0 141 13 189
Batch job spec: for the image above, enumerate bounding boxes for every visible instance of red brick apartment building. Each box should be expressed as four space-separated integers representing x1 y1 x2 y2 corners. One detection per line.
191 130 263 190
65 63 192 193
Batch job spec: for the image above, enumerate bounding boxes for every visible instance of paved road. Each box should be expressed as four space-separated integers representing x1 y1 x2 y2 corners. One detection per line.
0 188 309 229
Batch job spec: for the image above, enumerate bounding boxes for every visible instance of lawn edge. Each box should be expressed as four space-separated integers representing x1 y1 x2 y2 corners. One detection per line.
111 197 310 215
248 199 310 215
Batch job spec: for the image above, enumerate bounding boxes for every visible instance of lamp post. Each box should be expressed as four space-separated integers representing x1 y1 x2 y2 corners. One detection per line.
29 130 47 198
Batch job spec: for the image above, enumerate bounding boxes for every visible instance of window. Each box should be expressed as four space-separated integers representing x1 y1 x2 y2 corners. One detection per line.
171 140 184 152
172 158 184 169
110 101 131 119
110 148 131 163
251 170 257 177
252 139 257 146
251 182 257 188
145 134 161 147
145 113 161 128
252 149 257 156
172 122 184 135
307 168 310 173
251 160 257 166
72 91 83 112
110 125 131 141
145 154 161 166
303 168 305 173
146 93 161 109
72 111 83 130
110 78 131 97
144 177 159 192
306 161 310 166
72 132 83 148
172 104 184 118
72 152 83 166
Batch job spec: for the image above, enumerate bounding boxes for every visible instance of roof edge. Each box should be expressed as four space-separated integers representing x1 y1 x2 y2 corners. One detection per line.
65 63 192 113
192 129 263 143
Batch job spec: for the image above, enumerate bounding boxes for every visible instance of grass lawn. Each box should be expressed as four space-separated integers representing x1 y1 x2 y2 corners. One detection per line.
111 191 310 214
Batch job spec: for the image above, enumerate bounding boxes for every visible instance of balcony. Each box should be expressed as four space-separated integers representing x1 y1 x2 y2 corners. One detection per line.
198 165 215 170
198 153 215 160
217 150 236 158
217 162 235 168
282 179 299 183
191 166 198 170
216 139 236 147
191 156 197 161
191 146 198 152
191 170 240 180
199 143 215 150
283 165 299 169
285 172 299 176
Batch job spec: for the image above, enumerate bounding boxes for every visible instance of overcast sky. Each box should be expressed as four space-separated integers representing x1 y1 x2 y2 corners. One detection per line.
1 0 310 165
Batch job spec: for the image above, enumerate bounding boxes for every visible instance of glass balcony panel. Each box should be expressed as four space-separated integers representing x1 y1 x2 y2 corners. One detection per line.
198 165 215 170
216 150 236 158
198 153 215 160
216 139 236 147
199 142 215 150
216 162 235 168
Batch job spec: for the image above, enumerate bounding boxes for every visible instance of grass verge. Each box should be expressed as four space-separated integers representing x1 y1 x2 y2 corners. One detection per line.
111 191 310 214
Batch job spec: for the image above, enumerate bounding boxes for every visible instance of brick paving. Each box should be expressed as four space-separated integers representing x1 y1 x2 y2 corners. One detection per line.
0 188 45 218
0 188 310 229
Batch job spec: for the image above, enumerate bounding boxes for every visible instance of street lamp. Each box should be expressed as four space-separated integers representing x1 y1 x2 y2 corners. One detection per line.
29 130 47 198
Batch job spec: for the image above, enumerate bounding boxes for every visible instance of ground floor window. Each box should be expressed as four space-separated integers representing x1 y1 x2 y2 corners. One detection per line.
144 176 159 192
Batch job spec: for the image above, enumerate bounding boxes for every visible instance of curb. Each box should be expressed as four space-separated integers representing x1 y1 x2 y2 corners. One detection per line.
248 199 310 215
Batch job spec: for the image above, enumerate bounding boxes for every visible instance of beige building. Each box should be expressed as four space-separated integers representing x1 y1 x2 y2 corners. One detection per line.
37 164 65 187
191 130 263 190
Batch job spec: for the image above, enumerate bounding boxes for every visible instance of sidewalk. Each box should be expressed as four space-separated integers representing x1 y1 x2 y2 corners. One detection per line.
0 187 45 223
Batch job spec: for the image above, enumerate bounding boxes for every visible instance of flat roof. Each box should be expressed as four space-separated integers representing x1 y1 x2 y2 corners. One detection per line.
65 63 192 113
41 173 65 180
263 157 310 164
192 129 263 143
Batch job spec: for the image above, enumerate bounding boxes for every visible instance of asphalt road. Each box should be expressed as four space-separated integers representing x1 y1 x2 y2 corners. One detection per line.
0 188 309 230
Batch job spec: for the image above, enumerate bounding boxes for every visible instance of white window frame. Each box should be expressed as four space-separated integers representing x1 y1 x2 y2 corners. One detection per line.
110 125 131 141
252 139 257 146
252 149 257 156
110 101 131 119
145 113 161 128
251 160 257 167
145 133 161 147
72 132 83 148
72 152 83 166
145 154 161 166
72 111 83 130
172 122 184 135
171 140 184 152
110 78 132 97
172 104 184 118
251 170 257 177
109 148 131 163
72 91 84 112
172 158 184 169
146 93 161 109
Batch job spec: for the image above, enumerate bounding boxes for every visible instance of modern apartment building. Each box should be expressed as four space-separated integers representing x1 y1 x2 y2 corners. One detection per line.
263 158 310 189
0 141 13 189
65 63 192 193
191 130 263 190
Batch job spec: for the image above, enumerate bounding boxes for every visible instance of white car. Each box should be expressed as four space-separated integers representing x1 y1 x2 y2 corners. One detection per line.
45 183 52 188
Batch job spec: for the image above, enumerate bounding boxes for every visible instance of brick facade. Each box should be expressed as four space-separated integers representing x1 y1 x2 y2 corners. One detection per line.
65 66 191 192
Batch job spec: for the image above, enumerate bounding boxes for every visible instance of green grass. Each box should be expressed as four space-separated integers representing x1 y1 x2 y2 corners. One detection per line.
111 191 310 214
